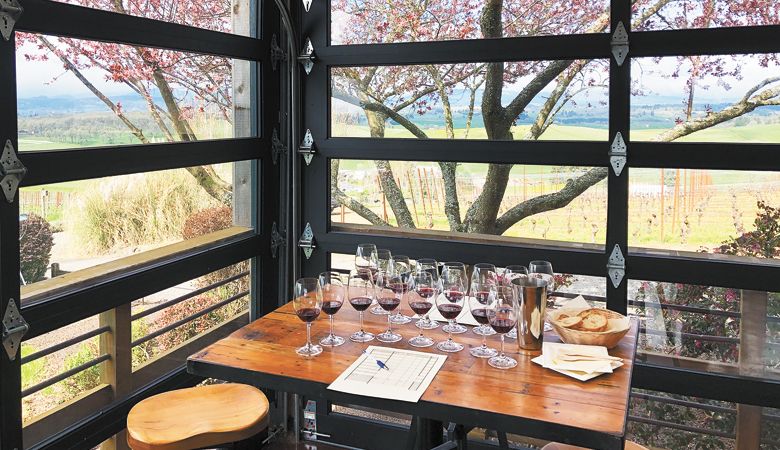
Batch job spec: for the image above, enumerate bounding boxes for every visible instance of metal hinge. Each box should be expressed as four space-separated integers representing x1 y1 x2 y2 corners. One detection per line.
271 128 286 165
271 34 287 71
298 38 315 75
608 132 627 177
298 129 315 165
1 140 27 202
0 0 23 41
298 222 316 259
611 21 629 66
2 299 28 360
302 0 312 12
270 222 286 259
607 245 626 288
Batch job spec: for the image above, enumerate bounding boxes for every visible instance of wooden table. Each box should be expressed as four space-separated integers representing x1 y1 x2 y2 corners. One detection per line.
188 302 638 450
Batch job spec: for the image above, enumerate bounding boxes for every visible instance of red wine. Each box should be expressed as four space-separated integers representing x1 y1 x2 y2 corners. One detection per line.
377 296 401 311
444 290 464 303
389 281 410 294
409 301 433 316
490 318 516 334
296 307 320 323
416 287 436 299
474 291 491 304
322 300 343 315
437 303 462 320
470 308 490 325
349 296 373 311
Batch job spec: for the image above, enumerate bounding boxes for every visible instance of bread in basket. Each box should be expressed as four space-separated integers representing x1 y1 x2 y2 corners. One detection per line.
547 297 630 349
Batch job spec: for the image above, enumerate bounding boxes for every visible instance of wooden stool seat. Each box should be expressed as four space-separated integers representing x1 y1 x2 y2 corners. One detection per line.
542 441 647 450
127 383 269 450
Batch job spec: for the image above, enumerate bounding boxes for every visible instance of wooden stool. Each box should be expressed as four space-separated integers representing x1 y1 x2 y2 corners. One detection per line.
542 441 648 450
127 383 269 450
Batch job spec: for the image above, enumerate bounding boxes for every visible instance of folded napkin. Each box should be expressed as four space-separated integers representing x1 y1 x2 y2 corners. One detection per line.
532 342 623 381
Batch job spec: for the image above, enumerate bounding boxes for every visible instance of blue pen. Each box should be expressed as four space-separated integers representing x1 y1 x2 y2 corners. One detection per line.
363 350 390 371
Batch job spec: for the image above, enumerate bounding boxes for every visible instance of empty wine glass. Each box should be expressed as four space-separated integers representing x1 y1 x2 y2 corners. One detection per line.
370 249 393 316
408 272 437 347
501 265 527 339
488 285 519 369
376 271 406 343
347 269 375 343
529 260 555 332
388 255 413 325
293 278 323 357
468 278 498 358
472 262 498 285
440 263 468 334
355 243 379 276
318 272 345 347
414 258 440 330
437 268 467 352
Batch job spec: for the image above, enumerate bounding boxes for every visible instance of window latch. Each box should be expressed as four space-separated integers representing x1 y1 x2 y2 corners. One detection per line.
607 245 626 289
272 128 286 165
271 34 287 71
298 223 316 259
3 299 28 360
0 0 23 41
608 132 626 177
298 38 315 75
1 140 27 203
298 129 315 165
610 21 629 66
270 222 286 259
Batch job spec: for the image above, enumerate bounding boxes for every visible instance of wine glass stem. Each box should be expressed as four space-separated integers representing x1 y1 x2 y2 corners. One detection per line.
482 333 487 349
306 323 313 350
329 314 335 337
359 311 365 333
387 315 392 333
500 334 505 357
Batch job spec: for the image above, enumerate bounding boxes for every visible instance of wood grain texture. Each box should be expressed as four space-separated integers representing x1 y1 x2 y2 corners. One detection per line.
188 303 638 448
126 383 268 450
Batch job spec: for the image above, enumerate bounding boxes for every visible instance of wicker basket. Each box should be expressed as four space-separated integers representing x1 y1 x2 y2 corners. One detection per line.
548 308 629 349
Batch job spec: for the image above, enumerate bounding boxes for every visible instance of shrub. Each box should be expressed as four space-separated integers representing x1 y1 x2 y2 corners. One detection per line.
62 339 101 399
131 318 157 369
21 344 46 390
20 213 54 283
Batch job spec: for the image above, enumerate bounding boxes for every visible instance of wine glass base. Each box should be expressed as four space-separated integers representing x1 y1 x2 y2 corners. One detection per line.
408 335 435 348
437 340 464 353
296 344 323 357
415 318 440 330
473 324 496 336
350 331 375 343
320 334 346 347
488 355 518 369
370 305 389 315
389 313 412 324
376 331 402 343
506 328 517 339
470 345 498 358
443 323 468 334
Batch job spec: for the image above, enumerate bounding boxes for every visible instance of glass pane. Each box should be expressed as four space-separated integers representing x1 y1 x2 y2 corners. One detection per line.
628 168 780 263
633 0 780 31
331 60 609 140
50 0 253 36
17 33 253 152
631 55 780 144
332 160 607 247
629 279 779 381
331 0 610 45
19 161 253 298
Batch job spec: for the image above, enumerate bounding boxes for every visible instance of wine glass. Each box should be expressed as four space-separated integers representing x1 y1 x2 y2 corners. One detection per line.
388 255 413 325
529 260 555 332
501 265 527 339
472 262 498 285
318 272 345 347
376 271 406 343
370 249 393 316
355 243 379 276
487 285 519 369
440 263 468 334
293 278 323 357
468 278 498 358
347 269 375 343
437 268 467 352
408 272 437 347
414 258 440 330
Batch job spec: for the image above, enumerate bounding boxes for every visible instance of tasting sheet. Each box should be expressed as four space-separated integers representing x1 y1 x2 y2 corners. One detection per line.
327 346 447 402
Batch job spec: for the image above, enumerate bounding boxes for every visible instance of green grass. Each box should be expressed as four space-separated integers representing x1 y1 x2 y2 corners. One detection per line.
21 344 46 390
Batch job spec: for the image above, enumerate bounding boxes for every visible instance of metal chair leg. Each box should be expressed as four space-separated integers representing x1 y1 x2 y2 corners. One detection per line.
497 431 509 450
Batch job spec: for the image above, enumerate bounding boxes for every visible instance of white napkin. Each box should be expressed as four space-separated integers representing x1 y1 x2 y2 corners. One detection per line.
426 294 479 326
532 342 623 381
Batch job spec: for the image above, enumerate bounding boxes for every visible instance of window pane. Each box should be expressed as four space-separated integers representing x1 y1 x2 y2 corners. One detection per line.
333 160 607 248
331 0 610 45
629 279 779 381
633 0 779 31
17 33 253 152
51 0 253 36
628 168 780 263
331 60 609 141
19 161 252 298
631 55 780 144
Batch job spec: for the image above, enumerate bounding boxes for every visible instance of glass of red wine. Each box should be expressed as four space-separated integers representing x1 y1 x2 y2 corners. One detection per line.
440 262 468 334
293 278 323 357
375 270 406 343
436 268 467 352
501 265 527 339
487 285 519 369
529 260 555 332
407 271 437 347
468 277 498 358
318 271 346 347
355 243 379 282
370 249 393 316
388 256 413 325
347 269 375 343
414 258 440 330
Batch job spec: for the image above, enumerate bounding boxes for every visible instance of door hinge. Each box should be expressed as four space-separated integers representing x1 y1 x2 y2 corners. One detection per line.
298 38 315 75
302 0 312 12
3 299 28 360
298 223 316 259
1 139 27 202
609 132 627 177
611 21 629 66
298 129 315 165
271 34 287 71
270 222 286 259
607 245 626 288
272 128 286 165
0 0 23 41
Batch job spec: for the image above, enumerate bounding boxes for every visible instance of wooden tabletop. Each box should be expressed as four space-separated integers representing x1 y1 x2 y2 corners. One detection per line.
188 302 638 450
